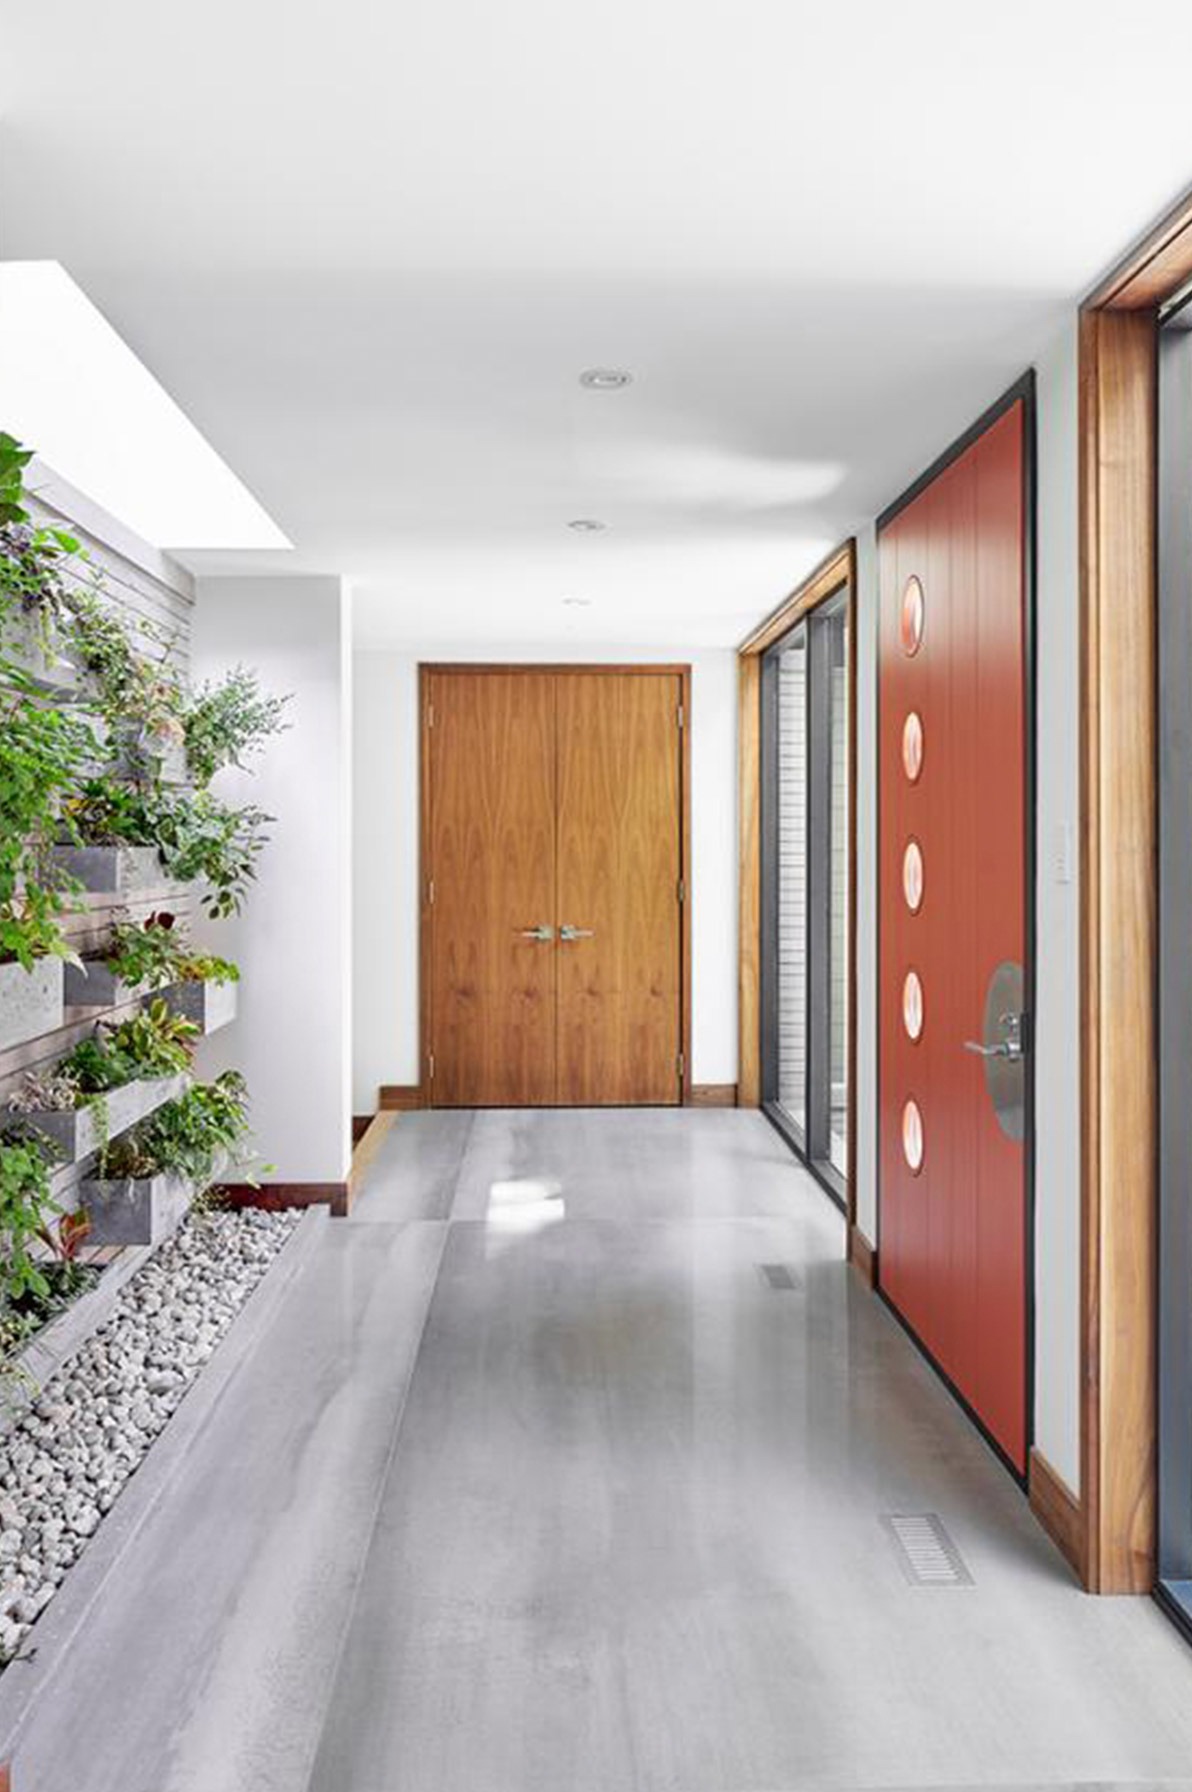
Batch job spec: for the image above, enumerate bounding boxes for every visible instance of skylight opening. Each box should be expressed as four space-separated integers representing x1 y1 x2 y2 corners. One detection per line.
0 261 291 552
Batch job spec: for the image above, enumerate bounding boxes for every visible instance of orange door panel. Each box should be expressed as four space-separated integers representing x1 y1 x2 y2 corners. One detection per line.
878 397 1029 1473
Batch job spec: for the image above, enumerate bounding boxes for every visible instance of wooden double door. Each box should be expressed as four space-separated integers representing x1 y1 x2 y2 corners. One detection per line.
877 391 1031 1474
422 666 689 1107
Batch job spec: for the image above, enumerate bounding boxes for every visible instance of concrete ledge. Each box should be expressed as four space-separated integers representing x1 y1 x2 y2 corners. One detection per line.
1 1246 156 1443
0 1206 328 1760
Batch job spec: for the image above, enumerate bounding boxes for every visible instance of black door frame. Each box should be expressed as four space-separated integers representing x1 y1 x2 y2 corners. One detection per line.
759 588 851 1211
1157 308 1192 1639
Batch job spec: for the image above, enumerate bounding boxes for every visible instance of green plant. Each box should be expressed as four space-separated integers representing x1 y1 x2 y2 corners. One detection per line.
64 779 270 920
102 911 238 991
108 998 198 1075
58 1035 126 1096
36 1208 90 1265
59 999 198 1099
62 774 157 848
0 433 31 527
183 666 289 786
2 1210 97 1374
0 1130 59 1301
150 791 271 919
61 585 183 759
100 1071 252 1185
0 681 95 967
0 437 86 685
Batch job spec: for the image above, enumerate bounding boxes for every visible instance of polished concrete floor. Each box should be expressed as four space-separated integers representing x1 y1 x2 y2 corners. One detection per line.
9 1109 1192 1790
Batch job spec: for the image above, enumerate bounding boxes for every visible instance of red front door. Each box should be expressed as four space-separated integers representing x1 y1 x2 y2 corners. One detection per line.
877 397 1029 1473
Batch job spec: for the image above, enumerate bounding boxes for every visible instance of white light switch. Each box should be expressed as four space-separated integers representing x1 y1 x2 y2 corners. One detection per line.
1054 822 1073 886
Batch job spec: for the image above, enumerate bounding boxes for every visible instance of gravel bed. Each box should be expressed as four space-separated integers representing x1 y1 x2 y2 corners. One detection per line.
0 1206 301 1666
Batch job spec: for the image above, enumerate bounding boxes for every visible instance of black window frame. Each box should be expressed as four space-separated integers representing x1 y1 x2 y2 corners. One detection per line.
1157 303 1192 1640
759 588 850 1209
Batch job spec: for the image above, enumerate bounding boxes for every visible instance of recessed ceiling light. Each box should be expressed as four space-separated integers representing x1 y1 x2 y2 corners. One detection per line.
579 368 632 390
562 596 592 607
567 518 607 533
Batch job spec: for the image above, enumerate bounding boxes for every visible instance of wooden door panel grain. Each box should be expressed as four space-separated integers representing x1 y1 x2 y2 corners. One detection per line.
556 674 682 1105
426 671 556 1105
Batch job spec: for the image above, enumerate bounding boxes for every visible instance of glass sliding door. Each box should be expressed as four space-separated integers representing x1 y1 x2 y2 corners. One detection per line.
760 591 850 1204
1158 301 1192 1638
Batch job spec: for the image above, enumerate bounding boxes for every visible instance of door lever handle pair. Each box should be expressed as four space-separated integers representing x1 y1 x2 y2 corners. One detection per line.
517 924 595 942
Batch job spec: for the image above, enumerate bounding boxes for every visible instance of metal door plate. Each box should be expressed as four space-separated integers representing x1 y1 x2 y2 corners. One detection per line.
980 959 1026 1142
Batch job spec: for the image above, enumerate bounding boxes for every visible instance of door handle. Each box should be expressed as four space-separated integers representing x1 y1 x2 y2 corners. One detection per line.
519 924 555 941
964 1011 1026 1062
559 924 594 942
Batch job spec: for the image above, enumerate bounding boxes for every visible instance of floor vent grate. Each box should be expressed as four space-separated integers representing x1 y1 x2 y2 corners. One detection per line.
758 1263 800 1291
882 1513 973 1586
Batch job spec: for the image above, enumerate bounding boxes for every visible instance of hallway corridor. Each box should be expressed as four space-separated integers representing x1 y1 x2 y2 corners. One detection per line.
7 1112 1192 1790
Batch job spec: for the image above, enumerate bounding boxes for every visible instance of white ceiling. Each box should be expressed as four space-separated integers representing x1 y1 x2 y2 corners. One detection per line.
4 0 1192 646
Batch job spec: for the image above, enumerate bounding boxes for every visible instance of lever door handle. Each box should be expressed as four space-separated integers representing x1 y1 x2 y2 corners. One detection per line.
964 1009 1026 1062
559 924 594 942
519 924 554 941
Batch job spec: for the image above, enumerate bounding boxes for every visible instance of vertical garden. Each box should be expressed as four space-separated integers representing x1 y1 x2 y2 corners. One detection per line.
0 434 288 1363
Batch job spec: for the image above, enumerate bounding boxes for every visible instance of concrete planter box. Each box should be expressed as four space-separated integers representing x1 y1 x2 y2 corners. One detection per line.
0 956 64 1052
1 610 84 696
81 1140 230 1244
162 978 237 1035
110 728 188 787
50 843 164 894
80 1170 194 1246
22 1074 187 1165
63 958 146 1010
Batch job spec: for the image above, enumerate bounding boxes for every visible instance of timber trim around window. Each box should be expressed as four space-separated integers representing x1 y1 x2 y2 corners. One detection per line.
738 541 857 1228
1078 183 1192 1593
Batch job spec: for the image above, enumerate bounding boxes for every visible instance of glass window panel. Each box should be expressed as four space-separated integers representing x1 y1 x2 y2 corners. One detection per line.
827 604 849 1176
900 574 925 655
903 838 924 913
776 630 807 1137
902 1099 924 1174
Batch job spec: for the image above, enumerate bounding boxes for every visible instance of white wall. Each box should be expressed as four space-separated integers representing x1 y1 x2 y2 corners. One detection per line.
1032 320 1082 1491
853 524 879 1247
192 576 353 1184
352 643 737 1112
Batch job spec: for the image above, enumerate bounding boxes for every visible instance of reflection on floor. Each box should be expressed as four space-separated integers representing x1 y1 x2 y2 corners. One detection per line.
8 1110 1192 1791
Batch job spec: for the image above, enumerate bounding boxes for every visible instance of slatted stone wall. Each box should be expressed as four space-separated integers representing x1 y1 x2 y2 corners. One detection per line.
0 471 196 1214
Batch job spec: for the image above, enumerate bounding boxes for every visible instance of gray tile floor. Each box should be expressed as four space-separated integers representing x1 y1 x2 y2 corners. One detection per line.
9 1110 1192 1790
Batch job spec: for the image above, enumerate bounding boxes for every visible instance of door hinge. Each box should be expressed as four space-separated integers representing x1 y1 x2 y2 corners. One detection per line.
677 703 685 729
676 1052 685 1079
428 1052 435 1080
426 702 435 729
677 878 685 904
427 878 435 906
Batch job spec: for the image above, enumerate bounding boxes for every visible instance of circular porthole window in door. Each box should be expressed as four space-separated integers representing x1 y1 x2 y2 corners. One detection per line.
902 1099 925 1175
902 710 924 783
900 575 925 656
902 838 924 914
902 970 924 1042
